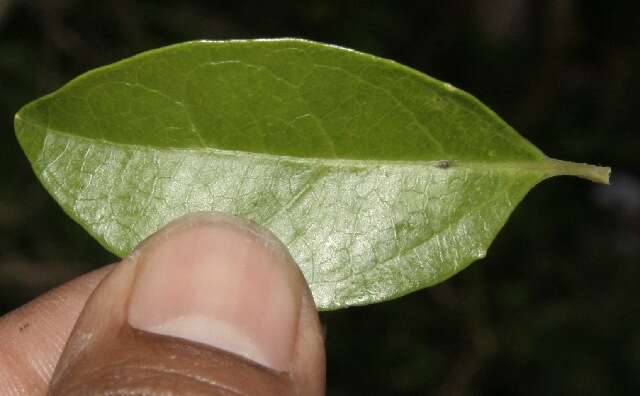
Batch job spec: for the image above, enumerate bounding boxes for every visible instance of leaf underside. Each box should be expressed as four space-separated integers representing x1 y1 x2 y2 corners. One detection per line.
14 39 609 310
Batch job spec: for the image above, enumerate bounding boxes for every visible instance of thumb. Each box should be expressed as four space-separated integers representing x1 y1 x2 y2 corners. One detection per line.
49 213 325 395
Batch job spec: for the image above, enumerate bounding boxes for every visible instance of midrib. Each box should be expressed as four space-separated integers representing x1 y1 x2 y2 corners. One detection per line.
19 117 610 184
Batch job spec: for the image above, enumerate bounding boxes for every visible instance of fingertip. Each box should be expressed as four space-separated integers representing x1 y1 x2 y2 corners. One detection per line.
49 213 326 395
128 213 302 371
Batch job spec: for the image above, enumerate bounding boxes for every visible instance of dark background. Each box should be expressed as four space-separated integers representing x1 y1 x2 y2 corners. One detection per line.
1 1 638 394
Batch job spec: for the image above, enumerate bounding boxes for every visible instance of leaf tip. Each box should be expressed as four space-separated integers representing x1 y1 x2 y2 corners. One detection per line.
13 111 27 142
13 111 23 128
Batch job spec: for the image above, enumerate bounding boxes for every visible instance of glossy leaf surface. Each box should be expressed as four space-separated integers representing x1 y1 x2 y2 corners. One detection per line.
15 39 609 309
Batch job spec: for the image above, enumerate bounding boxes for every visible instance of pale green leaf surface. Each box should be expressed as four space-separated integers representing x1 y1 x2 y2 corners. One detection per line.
14 39 609 310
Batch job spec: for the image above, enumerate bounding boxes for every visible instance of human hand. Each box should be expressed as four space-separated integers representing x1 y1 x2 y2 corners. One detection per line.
0 213 325 395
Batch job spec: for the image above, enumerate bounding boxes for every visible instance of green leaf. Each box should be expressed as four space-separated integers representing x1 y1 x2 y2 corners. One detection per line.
14 39 609 310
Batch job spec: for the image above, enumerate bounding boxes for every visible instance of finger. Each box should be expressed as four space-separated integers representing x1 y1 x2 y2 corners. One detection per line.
0 265 113 395
49 213 325 395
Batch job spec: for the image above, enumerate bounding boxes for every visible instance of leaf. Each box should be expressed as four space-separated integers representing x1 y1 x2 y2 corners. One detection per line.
14 39 609 310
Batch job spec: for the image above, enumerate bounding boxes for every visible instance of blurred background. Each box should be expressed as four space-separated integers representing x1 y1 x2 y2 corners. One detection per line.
1 0 638 394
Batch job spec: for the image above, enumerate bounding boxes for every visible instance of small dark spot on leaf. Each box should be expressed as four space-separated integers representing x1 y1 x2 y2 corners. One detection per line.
436 160 450 169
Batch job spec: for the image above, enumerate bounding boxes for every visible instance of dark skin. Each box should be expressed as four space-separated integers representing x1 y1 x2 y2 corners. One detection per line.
0 214 326 395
